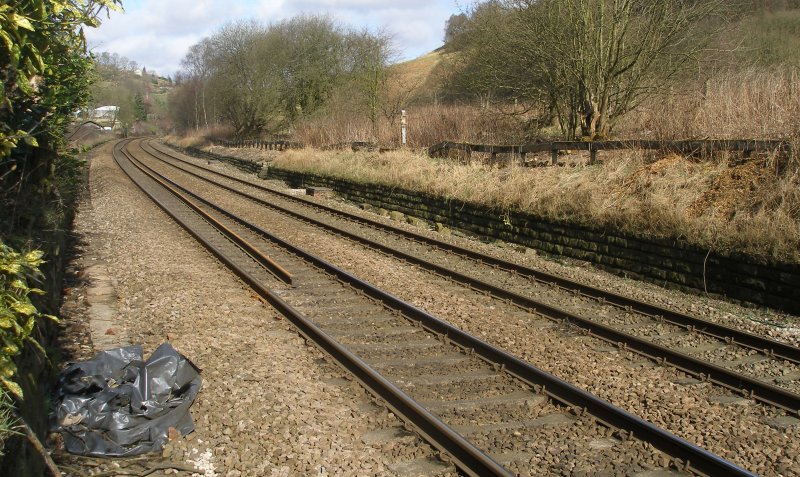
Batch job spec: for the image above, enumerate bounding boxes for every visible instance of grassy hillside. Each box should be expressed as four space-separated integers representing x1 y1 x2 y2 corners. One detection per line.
390 51 446 100
84 56 173 135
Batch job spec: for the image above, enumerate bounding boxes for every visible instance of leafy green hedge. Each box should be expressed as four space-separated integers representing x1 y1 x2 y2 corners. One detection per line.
1 1 121 236
1 1 121 156
0 243 54 400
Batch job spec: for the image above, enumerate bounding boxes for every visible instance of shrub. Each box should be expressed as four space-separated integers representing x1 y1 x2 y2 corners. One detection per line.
0 242 54 400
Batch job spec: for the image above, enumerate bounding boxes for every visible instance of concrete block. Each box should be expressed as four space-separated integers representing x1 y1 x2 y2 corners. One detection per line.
407 216 428 228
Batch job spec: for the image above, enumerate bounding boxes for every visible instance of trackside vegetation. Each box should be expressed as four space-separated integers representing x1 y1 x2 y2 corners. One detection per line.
170 15 396 140
0 246 55 400
0 0 120 460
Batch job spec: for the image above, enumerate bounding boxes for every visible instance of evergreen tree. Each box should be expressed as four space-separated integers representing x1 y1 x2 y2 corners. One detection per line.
133 92 147 121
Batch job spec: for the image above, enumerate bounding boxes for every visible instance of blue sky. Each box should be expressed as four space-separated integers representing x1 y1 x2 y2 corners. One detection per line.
85 0 462 77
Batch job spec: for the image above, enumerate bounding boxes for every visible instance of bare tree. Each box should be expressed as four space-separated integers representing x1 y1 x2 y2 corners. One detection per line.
444 13 469 44
181 38 214 129
206 21 272 137
454 0 731 138
347 29 396 140
171 15 396 138
269 15 352 122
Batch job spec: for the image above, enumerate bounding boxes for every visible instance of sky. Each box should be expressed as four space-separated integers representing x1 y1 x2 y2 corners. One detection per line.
85 0 462 78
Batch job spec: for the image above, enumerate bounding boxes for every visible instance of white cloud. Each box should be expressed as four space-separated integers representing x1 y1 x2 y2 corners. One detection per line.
85 0 460 76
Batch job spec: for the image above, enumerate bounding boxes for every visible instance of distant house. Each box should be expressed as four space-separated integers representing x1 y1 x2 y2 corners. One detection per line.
72 106 119 129
93 106 119 120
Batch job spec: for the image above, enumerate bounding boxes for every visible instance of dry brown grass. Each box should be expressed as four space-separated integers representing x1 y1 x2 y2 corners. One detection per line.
164 125 234 148
268 147 800 264
620 68 800 140
292 104 527 149
293 68 800 150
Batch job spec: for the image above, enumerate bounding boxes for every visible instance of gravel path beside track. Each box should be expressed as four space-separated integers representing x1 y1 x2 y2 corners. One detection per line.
52 142 454 477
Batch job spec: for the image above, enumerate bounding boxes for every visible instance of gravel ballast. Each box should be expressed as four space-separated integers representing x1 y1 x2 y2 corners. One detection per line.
53 142 454 477
51 140 800 476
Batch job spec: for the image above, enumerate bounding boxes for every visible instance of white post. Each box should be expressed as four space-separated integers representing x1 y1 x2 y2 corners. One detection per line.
400 109 407 146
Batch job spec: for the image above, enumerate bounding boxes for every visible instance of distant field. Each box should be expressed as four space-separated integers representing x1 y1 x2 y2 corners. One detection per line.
390 50 445 98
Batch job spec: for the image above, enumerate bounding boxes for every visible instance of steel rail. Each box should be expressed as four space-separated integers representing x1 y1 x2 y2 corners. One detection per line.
127 139 755 477
146 139 800 365
113 139 513 477
114 141 293 284
141 140 800 415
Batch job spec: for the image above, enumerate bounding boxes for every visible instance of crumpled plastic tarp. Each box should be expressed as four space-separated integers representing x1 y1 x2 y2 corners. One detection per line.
51 343 202 457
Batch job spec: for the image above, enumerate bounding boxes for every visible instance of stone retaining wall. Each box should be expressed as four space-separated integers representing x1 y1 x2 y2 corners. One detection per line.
266 167 800 315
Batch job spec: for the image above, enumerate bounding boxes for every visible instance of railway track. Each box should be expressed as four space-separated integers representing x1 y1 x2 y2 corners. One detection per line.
142 139 800 415
112 138 756 476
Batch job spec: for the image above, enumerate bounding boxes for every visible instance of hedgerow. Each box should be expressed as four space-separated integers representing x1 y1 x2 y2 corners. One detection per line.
0 0 120 455
0 243 54 400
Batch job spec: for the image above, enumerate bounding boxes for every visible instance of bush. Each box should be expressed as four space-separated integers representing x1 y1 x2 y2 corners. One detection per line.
0 242 54 400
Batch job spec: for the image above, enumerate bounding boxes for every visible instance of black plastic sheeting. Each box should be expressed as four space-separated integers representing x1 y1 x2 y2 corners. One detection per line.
52 343 202 457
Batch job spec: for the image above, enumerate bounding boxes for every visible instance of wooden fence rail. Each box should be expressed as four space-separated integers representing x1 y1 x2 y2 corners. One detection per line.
214 138 304 151
323 141 379 152
429 139 793 165
212 137 792 166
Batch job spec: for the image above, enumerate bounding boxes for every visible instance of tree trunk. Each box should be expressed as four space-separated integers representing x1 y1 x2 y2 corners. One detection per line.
201 85 209 129
194 88 200 131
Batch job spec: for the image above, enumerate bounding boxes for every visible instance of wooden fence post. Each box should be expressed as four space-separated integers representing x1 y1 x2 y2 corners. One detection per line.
401 110 407 146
